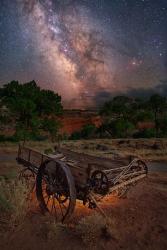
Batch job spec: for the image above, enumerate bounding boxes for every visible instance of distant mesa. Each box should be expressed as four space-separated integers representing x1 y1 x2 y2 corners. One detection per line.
59 109 102 135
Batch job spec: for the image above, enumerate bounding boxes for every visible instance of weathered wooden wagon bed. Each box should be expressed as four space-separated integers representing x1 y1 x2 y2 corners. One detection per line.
16 145 148 222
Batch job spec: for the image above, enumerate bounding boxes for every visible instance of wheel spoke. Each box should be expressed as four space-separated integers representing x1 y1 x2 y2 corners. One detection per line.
43 194 49 200
51 197 55 213
61 199 68 210
53 197 58 220
46 196 50 206
56 196 64 218
36 160 76 222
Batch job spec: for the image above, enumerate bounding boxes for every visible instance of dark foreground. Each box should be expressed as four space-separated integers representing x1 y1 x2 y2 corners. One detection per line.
0 171 167 250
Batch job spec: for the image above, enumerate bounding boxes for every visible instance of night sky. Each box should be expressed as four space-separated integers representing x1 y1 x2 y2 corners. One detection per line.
0 0 167 108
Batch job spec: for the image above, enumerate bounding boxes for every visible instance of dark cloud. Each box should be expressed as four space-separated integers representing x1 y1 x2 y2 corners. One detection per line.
126 88 155 99
136 81 167 97
94 80 167 106
155 80 167 94
127 80 167 98
94 91 114 107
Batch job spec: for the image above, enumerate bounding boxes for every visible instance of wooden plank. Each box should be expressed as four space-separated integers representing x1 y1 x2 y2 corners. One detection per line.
17 158 38 174
109 174 146 193
18 146 89 185
107 170 146 181
19 146 50 165
118 170 146 180
18 146 147 189
89 192 107 218
104 165 127 172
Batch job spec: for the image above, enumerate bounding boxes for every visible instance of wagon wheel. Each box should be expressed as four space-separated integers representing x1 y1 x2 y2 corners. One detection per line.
91 170 109 195
36 160 76 223
136 159 148 173
130 159 148 173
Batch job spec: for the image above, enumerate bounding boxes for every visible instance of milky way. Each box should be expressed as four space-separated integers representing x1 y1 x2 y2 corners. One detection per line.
0 0 167 108
18 0 114 107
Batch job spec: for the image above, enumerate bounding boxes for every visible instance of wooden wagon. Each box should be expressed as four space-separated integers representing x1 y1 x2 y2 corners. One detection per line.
16 145 148 222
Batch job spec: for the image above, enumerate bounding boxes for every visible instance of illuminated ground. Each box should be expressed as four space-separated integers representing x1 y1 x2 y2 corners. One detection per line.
0 141 167 249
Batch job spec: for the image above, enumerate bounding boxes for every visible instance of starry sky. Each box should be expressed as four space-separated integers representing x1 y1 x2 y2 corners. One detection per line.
0 0 167 108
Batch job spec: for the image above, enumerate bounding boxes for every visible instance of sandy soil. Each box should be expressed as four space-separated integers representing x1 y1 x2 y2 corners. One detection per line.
0 172 167 250
0 143 167 250
0 173 167 250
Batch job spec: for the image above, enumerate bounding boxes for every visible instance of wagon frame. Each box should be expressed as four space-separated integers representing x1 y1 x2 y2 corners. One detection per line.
17 145 148 222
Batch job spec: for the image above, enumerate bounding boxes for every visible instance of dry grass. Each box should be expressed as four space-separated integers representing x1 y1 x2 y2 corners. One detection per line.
0 139 166 249
61 138 167 161
0 141 55 154
0 178 30 229
75 213 113 247
1 138 167 161
48 222 71 241
47 213 114 248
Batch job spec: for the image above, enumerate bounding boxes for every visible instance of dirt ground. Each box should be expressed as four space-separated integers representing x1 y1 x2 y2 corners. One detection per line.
1 172 167 250
0 141 167 250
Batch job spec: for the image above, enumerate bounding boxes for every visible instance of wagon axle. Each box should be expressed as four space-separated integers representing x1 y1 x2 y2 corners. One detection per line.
45 181 69 204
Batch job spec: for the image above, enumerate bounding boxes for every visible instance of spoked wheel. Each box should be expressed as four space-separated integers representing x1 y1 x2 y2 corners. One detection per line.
91 170 109 195
136 159 148 173
130 159 148 173
36 160 76 223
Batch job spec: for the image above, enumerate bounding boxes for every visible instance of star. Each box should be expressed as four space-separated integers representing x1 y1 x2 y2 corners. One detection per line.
0 0 166 108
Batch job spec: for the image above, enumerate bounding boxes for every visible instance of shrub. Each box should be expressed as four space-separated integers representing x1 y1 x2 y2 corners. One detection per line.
70 131 82 140
134 110 154 122
70 124 97 140
81 124 96 139
0 135 5 142
75 213 112 247
0 135 18 142
48 222 70 241
158 116 167 137
44 148 54 155
42 118 60 142
0 179 30 227
133 128 156 138
0 188 12 213
107 119 135 138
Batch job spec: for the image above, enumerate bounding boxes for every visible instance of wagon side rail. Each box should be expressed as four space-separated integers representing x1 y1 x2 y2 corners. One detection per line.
16 145 51 174
16 145 90 186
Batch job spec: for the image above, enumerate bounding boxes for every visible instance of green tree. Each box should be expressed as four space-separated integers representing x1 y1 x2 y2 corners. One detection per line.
100 96 136 137
81 124 96 139
0 80 63 142
36 89 62 116
134 110 154 123
100 96 133 120
158 116 167 137
42 118 60 142
108 119 134 138
149 94 166 137
100 94 167 138
70 124 96 140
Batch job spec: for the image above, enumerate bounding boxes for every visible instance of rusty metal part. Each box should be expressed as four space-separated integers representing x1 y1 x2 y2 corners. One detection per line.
16 145 148 222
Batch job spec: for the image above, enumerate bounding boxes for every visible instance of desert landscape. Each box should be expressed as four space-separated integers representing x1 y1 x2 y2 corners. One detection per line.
0 1 167 249
0 139 167 250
